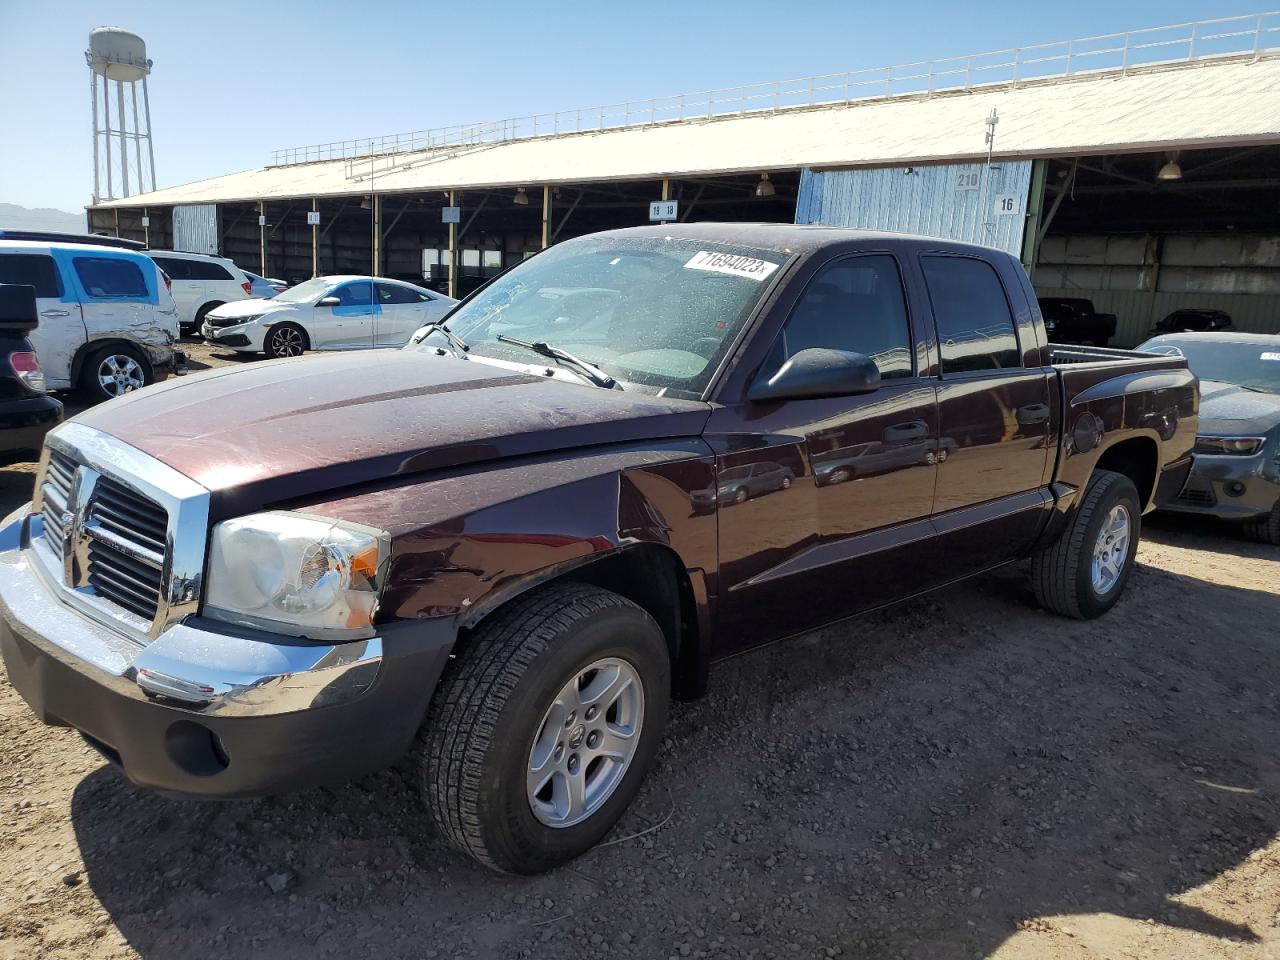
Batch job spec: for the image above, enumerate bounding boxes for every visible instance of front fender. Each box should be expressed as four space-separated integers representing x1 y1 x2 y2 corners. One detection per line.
293 439 717 624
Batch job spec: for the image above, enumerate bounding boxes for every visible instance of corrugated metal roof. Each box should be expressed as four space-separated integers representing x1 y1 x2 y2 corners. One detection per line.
95 56 1280 209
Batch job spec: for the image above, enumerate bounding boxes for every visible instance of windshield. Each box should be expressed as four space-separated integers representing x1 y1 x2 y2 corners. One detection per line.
421 237 791 396
1140 336 1280 394
273 277 338 303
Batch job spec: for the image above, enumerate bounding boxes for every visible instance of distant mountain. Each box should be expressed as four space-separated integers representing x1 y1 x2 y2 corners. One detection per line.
0 203 86 233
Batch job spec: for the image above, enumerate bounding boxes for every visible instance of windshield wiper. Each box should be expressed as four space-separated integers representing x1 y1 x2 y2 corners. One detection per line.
496 335 617 388
412 321 470 357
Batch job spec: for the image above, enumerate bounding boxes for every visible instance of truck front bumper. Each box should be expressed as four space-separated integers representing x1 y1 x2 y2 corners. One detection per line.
0 512 454 798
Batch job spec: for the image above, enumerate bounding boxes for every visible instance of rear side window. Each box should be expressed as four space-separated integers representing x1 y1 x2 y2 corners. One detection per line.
73 257 148 298
767 254 913 380
376 282 423 305
920 256 1021 373
0 254 63 298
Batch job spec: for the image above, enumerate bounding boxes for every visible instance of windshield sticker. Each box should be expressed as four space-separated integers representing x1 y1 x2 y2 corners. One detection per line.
684 251 779 281
1261 352 1280 361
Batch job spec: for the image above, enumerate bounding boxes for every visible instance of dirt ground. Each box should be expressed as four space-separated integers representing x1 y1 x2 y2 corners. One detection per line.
1 341 1279 960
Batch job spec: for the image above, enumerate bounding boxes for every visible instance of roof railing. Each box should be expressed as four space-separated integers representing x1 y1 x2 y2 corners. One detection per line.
269 11 1280 168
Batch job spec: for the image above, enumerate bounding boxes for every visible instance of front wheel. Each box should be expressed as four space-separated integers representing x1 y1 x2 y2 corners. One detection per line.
1243 500 1280 546
265 323 308 358
417 583 670 874
1031 469 1141 619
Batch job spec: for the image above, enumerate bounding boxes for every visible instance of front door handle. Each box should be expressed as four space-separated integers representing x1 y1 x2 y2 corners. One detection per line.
40 309 71 318
1017 403 1051 426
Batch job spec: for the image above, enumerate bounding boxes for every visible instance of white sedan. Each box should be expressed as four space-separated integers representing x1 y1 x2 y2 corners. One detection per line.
202 276 457 358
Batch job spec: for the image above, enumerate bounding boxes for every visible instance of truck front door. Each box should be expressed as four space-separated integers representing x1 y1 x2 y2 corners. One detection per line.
917 253 1054 575
707 253 939 653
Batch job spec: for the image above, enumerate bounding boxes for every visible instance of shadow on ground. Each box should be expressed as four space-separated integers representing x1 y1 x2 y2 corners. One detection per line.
66 535 1280 959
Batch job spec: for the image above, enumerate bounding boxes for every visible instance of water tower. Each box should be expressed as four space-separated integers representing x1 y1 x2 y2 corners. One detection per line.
86 28 156 203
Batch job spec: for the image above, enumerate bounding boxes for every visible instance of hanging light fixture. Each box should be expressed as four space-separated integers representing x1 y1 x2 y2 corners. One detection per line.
754 173 776 198
513 187 530 205
1157 152 1183 182
360 195 373 210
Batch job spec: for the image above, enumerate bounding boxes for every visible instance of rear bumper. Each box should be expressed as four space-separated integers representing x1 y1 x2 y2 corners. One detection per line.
0 395 62 464
1157 451 1280 521
0 515 455 798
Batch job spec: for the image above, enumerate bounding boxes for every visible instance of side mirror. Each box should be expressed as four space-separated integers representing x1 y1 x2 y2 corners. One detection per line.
0 284 38 333
748 348 880 402
317 296 341 307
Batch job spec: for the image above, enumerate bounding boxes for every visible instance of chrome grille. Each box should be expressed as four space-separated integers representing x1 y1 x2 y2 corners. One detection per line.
39 450 75 560
85 477 168 621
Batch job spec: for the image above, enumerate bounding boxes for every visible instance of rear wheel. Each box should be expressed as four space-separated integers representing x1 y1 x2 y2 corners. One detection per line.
417 583 670 874
190 302 224 337
265 323 308 358
80 345 151 403
1032 469 1141 619
1243 500 1280 546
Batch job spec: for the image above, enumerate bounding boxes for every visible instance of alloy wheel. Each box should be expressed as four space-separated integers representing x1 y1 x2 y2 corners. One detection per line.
1091 504 1131 595
269 327 305 357
526 657 644 829
97 354 145 397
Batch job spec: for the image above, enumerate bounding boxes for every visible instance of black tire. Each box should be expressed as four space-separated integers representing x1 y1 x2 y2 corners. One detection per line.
1031 469 1142 619
418 582 670 874
265 323 308 358
1243 500 1280 546
191 301 224 336
79 344 152 403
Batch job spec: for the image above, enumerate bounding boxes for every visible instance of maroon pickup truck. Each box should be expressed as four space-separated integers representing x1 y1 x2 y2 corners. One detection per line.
0 224 1196 874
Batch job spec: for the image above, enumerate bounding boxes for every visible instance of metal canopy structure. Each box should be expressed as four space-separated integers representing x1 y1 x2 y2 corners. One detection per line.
92 51 1280 210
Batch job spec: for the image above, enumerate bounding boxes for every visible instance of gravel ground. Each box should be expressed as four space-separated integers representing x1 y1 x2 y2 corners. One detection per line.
1 341 1278 960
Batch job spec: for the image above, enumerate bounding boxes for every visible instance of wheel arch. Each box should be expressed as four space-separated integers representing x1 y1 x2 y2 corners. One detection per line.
70 337 153 384
195 300 225 320
1093 435 1160 511
455 543 709 701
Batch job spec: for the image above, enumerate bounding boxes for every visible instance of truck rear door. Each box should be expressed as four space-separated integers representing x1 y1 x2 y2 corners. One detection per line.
707 251 939 652
916 252 1055 574
0 249 85 390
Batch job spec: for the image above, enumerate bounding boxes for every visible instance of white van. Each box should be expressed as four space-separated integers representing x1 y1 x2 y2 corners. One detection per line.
0 239 182 401
144 250 252 333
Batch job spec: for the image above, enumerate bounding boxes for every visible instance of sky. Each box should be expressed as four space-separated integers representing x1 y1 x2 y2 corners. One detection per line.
0 0 1267 212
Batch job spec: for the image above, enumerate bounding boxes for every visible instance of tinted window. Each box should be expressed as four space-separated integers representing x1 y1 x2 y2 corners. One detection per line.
376 281 422 305
73 257 148 298
150 256 190 280
336 281 374 306
1139 337 1280 395
921 256 1021 373
0 254 63 298
768 255 913 380
184 260 235 281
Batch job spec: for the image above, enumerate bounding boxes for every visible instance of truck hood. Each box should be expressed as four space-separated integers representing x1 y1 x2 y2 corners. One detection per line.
1198 380 1280 436
70 351 712 513
206 298 284 319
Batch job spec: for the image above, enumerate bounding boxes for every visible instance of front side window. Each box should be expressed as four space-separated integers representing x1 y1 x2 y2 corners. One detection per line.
72 257 148 299
0 254 63 298
335 281 374 307
921 255 1021 373
763 254 913 381
434 237 792 395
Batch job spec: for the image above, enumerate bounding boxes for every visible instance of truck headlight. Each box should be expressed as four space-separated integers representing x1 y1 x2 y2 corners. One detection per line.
204 511 389 641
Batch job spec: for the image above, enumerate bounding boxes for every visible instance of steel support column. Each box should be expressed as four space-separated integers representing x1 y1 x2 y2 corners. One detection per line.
311 199 319 278
1021 159 1049 274
541 185 552 249
258 200 267 275
372 195 381 276
448 190 458 299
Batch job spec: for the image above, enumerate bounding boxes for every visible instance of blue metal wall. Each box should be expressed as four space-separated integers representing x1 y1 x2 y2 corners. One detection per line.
796 161 1034 256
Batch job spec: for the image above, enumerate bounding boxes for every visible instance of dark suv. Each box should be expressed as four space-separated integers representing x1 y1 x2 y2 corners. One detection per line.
0 284 62 465
1154 308 1233 334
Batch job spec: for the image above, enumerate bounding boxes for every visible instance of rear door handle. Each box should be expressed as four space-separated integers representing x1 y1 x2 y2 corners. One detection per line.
1017 403 1051 426
40 309 71 318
